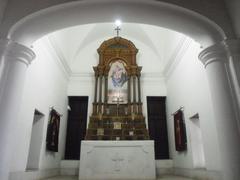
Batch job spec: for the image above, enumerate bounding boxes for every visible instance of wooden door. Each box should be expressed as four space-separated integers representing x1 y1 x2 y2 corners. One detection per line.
147 96 169 159
65 96 88 160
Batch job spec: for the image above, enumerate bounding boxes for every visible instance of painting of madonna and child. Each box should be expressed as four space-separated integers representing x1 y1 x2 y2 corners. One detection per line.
108 60 128 104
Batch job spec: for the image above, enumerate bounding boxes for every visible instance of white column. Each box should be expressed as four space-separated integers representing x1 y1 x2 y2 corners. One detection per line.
199 43 240 180
0 39 35 180
223 39 240 129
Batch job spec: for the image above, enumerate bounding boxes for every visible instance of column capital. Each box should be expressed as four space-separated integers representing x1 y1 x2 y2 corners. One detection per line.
199 38 240 68
199 42 227 68
0 39 35 66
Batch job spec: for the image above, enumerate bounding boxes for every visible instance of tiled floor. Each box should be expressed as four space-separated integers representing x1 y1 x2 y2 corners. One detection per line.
43 175 194 180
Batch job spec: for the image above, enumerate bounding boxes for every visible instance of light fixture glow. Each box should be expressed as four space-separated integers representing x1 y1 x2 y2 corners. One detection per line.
115 19 122 27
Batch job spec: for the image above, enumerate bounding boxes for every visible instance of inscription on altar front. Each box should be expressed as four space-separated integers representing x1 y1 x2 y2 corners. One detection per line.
111 153 124 171
79 141 156 180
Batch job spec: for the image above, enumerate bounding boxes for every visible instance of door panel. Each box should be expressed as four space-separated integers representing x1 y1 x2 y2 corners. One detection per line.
65 96 88 160
147 96 169 159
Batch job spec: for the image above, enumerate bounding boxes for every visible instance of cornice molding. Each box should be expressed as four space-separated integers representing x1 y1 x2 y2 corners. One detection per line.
71 72 94 78
69 73 95 83
70 72 165 83
141 72 165 84
71 72 164 77
0 39 35 66
141 72 164 78
163 36 192 79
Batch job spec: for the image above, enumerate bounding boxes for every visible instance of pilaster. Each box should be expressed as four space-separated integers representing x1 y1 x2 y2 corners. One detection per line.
223 39 240 124
0 39 35 180
199 42 240 180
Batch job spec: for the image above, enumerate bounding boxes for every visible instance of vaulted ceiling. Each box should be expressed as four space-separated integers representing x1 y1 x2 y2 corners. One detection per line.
44 23 193 76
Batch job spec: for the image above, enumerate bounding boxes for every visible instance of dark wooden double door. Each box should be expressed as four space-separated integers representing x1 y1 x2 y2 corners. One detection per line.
147 96 169 159
65 96 88 160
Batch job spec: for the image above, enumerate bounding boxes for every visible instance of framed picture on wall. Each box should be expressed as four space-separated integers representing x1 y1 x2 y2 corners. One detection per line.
46 109 60 152
174 110 187 151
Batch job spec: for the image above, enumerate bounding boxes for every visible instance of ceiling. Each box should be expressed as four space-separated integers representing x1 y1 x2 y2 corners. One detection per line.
44 23 189 76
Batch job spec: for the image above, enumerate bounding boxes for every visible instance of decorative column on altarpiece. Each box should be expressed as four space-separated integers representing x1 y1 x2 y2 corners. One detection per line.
98 73 103 114
93 67 98 115
104 70 108 114
132 74 137 114
127 74 132 115
137 67 142 114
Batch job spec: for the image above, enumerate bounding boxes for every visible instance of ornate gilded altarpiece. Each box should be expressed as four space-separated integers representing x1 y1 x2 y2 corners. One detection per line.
85 37 149 140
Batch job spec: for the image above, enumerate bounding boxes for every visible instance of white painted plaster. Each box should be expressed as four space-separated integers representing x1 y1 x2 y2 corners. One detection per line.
60 160 79 176
0 39 35 180
10 37 69 174
166 40 221 171
26 112 45 170
188 116 206 169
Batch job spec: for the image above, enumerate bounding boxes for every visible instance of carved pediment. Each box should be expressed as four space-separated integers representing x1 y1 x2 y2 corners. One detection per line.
97 37 138 68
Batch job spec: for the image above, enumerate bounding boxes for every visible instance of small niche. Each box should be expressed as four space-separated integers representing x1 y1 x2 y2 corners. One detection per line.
26 109 45 171
189 113 206 169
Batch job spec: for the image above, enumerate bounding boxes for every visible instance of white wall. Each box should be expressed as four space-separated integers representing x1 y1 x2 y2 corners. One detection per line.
26 113 45 170
141 74 167 127
10 37 69 173
67 74 95 125
166 40 221 171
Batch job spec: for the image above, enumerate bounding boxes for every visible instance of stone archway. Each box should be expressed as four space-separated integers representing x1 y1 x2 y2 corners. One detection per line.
7 0 225 48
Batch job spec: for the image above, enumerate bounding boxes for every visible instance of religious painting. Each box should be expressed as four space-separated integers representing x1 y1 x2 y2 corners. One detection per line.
174 110 187 151
108 60 128 104
46 109 60 152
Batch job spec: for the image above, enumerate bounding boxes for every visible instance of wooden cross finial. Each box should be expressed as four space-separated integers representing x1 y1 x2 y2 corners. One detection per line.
115 26 121 37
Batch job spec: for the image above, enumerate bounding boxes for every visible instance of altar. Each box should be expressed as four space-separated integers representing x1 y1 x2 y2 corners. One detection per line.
80 36 156 179
79 141 156 180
